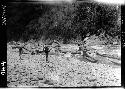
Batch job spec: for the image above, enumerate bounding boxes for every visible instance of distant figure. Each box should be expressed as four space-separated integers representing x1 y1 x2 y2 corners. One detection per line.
12 46 24 59
12 45 31 59
64 51 72 60
43 45 51 62
19 47 23 59
78 44 82 51
78 44 84 55
31 51 36 55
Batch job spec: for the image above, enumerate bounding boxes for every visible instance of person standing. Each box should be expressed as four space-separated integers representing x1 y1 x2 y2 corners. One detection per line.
43 45 51 62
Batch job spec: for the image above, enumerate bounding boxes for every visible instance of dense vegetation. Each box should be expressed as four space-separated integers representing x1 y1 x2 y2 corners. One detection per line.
7 2 121 43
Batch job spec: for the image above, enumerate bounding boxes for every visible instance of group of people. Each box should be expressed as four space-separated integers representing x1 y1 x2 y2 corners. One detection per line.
11 40 61 62
12 45 51 62
12 40 90 63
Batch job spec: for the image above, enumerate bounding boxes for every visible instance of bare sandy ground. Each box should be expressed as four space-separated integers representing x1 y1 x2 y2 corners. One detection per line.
7 45 121 87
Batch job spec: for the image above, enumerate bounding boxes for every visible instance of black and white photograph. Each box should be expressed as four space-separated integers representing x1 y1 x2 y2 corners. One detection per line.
5 0 123 87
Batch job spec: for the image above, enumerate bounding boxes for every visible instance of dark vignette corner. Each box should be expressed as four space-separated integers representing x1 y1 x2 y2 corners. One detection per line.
0 2 7 88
